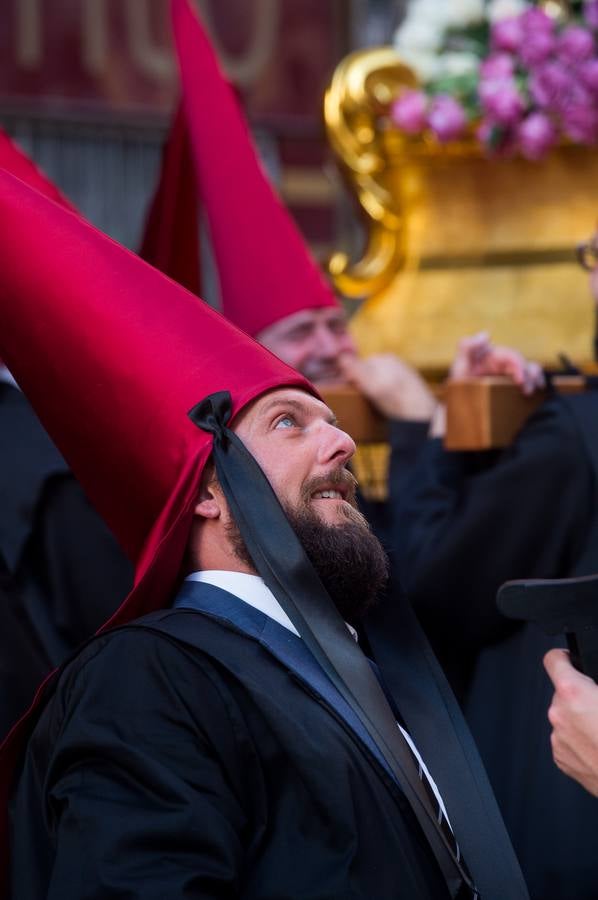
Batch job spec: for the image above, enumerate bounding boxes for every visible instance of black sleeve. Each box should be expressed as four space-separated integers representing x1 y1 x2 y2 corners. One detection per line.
0 383 66 569
387 420 431 505
42 630 252 899
0 551 51 739
359 420 430 547
16 473 134 661
393 396 594 653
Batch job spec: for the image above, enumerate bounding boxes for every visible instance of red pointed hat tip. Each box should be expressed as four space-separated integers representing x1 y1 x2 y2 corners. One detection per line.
172 0 340 337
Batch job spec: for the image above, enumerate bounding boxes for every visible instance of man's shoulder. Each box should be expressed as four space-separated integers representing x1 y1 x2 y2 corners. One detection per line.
39 610 244 740
61 607 230 674
54 604 261 702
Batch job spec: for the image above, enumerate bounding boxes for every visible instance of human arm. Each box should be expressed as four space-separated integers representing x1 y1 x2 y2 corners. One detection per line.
338 352 437 422
338 332 544 435
544 648 598 797
37 630 253 899
448 331 545 394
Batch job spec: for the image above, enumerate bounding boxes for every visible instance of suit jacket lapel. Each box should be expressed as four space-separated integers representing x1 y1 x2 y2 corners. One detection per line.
173 581 393 778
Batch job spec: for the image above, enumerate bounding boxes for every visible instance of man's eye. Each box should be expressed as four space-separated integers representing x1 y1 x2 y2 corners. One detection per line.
274 415 296 429
285 327 312 342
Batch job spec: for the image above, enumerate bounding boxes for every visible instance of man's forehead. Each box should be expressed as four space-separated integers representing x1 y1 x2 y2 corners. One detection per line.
277 306 346 331
258 387 332 416
236 387 336 429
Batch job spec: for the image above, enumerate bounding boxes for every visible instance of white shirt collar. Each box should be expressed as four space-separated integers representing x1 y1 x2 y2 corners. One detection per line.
185 571 300 635
184 570 358 641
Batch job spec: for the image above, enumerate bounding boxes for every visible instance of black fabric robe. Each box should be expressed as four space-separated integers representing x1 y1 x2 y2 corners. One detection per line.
0 385 133 738
10 580 532 899
392 394 598 900
10 600 454 900
0 383 66 571
0 552 50 740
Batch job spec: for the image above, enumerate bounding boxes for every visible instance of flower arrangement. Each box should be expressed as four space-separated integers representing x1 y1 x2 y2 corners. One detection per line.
391 0 598 158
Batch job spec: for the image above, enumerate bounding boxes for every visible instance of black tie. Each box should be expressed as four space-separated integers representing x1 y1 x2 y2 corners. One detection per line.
368 658 480 898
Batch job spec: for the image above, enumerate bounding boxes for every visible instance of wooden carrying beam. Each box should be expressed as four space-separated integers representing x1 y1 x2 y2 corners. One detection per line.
444 375 587 450
319 385 388 444
322 377 590 453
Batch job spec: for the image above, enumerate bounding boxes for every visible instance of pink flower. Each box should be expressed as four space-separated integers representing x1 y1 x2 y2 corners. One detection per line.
391 90 428 134
520 8 555 35
519 30 555 67
427 95 468 142
479 53 515 80
562 104 598 143
580 58 598 93
584 1 598 31
529 62 570 110
479 77 525 126
491 17 524 54
558 26 596 64
517 112 557 160
555 79 594 116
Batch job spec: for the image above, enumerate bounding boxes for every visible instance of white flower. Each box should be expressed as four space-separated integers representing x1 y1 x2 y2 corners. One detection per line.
445 0 486 27
404 0 450 26
393 15 445 54
396 48 442 83
437 51 480 78
486 0 530 23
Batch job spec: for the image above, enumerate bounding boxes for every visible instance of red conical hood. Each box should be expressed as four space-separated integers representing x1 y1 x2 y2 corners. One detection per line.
0 130 78 368
171 0 340 337
0 130 77 212
0 168 312 627
139 102 201 297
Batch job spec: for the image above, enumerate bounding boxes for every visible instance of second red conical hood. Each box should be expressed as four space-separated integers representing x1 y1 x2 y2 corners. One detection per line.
171 0 340 337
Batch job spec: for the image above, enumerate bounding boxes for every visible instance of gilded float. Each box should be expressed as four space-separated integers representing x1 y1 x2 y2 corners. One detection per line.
324 47 596 374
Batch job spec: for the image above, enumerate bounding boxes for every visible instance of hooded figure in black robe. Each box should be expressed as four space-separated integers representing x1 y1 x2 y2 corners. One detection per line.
392 391 598 900
0 379 133 738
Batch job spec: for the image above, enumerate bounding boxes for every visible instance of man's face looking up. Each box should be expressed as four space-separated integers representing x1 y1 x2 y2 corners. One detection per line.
256 308 357 384
228 388 389 621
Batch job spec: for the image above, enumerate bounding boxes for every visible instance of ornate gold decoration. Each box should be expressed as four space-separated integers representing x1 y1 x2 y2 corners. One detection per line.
539 0 571 22
324 47 416 298
324 46 596 374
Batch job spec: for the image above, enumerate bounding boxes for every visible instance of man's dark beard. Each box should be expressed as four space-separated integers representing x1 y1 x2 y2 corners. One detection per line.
226 478 389 624
283 505 389 623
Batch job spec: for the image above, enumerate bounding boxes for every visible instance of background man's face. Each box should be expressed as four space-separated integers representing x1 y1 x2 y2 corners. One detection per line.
256 308 357 384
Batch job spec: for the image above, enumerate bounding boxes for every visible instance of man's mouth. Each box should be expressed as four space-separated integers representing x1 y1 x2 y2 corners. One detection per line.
302 468 358 510
312 488 345 501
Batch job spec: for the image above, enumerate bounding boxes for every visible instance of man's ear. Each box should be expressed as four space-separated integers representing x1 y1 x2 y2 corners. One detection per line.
193 482 223 520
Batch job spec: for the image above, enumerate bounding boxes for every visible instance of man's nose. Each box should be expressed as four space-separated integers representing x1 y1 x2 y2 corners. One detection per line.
313 325 342 359
316 421 356 466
